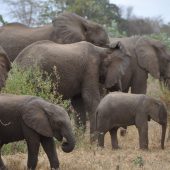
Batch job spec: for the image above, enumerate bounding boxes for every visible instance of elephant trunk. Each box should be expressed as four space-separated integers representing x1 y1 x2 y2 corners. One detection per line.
161 123 167 149
61 126 75 153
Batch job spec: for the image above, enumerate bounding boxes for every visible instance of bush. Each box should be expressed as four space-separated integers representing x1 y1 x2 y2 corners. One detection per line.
2 64 71 109
149 33 170 49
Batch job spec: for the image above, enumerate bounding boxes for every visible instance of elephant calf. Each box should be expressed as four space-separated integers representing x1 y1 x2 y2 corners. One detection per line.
0 94 75 170
96 92 167 150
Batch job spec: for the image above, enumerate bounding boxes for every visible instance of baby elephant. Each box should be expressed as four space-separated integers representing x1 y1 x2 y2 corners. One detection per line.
0 94 75 170
96 92 167 150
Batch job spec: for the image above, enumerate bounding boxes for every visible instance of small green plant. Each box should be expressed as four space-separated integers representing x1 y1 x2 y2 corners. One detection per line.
2 141 27 155
133 156 144 167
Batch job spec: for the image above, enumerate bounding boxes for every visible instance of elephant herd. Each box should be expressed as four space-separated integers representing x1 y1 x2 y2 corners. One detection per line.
0 12 169 170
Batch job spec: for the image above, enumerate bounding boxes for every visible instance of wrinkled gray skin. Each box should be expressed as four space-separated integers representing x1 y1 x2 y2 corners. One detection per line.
0 94 75 170
0 46 11 89
96 92 167 150
110 36 170 93
14 40 129 141
0 12 109 62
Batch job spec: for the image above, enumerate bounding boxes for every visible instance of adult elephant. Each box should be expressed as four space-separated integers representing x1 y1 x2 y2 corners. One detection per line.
110 36 170 94
0 46 11 90
14 40 129 141
0 12 109 62
0 94 75 170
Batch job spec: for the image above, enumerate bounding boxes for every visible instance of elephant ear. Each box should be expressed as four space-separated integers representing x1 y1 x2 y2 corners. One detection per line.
147 98 166 123
104 42 130 89
109 41 131 56
22 107 53 137
52 12 86 43
135 37 160 79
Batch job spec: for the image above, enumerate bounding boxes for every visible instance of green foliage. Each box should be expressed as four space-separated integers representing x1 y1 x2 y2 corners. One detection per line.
2 141 27 155
133 156 144 167
107 20 126 38
38 0 122 26
66 0 121 26
149 33 170 49
2 64 71 110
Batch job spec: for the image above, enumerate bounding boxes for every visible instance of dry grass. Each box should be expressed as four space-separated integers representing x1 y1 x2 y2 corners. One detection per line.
2 77 170 170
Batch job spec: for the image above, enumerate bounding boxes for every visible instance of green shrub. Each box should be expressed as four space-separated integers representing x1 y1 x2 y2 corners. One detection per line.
2 141 27 155
2 64 71 109
149 33 170 49
133 156 144 167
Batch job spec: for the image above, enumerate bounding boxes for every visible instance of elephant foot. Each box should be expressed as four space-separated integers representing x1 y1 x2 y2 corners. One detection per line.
51 168 60 170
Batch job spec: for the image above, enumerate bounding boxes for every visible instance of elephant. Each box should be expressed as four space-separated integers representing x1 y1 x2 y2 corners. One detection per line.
0 46 11 90
14 40 130 141
96 92 167 150
109 36 170 94
0 94 75 170
0 12 109 62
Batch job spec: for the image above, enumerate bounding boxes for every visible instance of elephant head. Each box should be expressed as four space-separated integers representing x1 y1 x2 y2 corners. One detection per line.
0 46 11 90
22 100 75 153
52 12 109 47
147 98 167 149
100 42 130 91
135 37 170 88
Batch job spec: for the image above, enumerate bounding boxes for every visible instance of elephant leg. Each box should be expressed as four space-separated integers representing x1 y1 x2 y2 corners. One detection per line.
109 128 119 149
81 76 101 142
131 72 147 94
26 138 40 170
0 143 6 170
22 123 40 169
137 125 148 150
40 136 59 169
71 95 86 130
98 132 105 148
